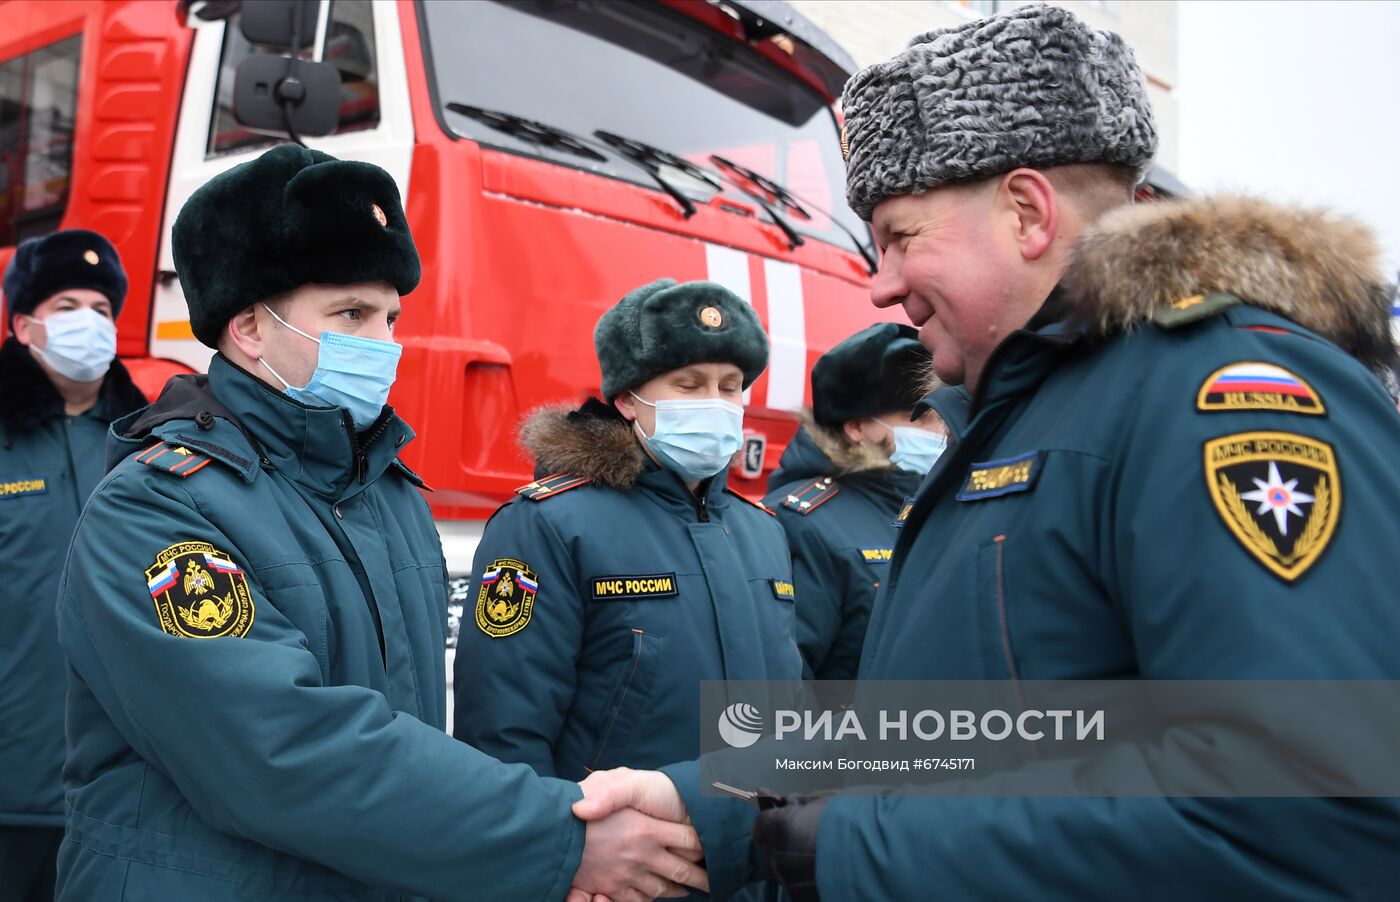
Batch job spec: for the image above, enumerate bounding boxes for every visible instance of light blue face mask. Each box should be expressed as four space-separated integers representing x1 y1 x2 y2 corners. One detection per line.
876 418 948 474
258 304 402 431
630 392 744 483
27 308 117 383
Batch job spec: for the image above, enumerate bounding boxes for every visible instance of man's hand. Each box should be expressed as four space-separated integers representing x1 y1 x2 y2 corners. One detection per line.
751 796 829 902
569 768 708 902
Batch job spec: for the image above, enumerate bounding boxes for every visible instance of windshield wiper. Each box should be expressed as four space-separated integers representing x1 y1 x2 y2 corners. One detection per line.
593 130 725 220
445 103 606 163
710 154 877 273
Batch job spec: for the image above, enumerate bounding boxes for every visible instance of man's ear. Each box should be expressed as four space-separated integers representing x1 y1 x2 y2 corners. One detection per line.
223 305 265 360
10 314 36 347
842 418 866 445
1001 168 1059 263
613 393 636 422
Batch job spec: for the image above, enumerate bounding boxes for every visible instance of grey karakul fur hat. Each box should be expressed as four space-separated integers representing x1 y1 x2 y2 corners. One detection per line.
594 279 769 399
842 4 1158 220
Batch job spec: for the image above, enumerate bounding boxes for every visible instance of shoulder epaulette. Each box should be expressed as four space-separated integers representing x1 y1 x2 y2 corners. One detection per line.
134 441 215 478
725 488 776 516
515 472 592 501
780 476 840 516
1152 291 1241 330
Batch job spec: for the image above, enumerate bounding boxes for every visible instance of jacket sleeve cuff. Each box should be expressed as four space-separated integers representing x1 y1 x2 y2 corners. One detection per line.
660 759 760 898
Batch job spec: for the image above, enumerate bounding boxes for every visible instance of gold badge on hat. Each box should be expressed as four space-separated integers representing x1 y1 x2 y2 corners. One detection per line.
371 203 388 228
83 249 100 265
700 306 723 329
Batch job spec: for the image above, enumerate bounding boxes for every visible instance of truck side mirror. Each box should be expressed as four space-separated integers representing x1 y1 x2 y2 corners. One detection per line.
233 54 340 138
240 0 318 49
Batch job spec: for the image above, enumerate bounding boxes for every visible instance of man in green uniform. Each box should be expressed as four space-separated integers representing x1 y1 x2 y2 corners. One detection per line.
764 323 944 679
56 145 706 901
749 6 1400 899
455 278 801 785
0 230 147 901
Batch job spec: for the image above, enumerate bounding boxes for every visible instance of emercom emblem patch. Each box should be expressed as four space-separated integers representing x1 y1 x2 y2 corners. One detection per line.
476 558 538 637
1205 432 1340 582
146 541 255 638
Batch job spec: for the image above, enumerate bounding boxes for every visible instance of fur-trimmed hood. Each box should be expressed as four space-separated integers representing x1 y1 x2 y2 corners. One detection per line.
519 398 648 491
797 409 893 476
1060 195 1397 372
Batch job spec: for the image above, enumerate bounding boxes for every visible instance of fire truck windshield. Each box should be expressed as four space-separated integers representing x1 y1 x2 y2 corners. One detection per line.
419 0 871 258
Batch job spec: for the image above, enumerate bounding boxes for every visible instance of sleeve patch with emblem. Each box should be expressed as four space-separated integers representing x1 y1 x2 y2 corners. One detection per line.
770 579 796 602
146 541 255 638
475 558 538 637
591 573 679 601
1197 362 1325 416
1204 431 1340 582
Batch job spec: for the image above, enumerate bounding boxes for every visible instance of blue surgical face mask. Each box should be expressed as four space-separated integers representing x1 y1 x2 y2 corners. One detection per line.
876 418 948 474
27 308 117 383
258 304 402 431
630 392 744 483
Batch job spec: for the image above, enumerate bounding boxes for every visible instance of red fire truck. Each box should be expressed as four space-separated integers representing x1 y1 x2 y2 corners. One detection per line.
0 0 891 576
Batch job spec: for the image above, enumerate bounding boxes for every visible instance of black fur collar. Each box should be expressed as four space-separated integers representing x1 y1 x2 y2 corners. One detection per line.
0 335 148 443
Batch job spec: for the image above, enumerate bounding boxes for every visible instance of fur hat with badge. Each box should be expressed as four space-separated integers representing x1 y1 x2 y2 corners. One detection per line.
594 279 769 399
841 4 1158 220
3 229 127 326
172 144 421 348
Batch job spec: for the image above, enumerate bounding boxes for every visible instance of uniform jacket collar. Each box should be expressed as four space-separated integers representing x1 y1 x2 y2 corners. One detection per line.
520 398 733 511
767 417 919 503
967 195 1399 418
0 334 147 445
113 354 414 500
1060 194 1398 373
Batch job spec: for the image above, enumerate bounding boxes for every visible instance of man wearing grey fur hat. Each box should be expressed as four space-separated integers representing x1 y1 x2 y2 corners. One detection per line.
748 5 1400 900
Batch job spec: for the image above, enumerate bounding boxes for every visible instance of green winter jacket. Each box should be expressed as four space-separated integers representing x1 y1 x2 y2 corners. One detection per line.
454 399 802 778
762 420 922 680
815 197 1400 900
55 355 585 901
0 336 146 826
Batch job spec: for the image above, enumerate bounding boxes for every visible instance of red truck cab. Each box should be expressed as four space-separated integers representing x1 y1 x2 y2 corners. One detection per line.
1 0 895 575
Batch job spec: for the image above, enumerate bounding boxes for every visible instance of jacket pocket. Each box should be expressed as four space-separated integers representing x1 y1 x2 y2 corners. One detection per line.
591 628 662 769
977 533 1021 681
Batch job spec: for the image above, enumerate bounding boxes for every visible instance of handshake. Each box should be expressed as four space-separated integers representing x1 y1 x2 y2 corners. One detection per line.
567 767 708 902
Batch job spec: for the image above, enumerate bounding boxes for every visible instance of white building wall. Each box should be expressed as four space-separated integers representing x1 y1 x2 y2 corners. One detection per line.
788 0 1179 172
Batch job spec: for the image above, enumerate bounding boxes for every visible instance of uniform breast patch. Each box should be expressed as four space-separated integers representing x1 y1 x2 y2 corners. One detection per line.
591 573 679 601
958 451 1044 501
146 542 255 639
770 579 796 602
1205 431 1340 582
475 558 538 637
859 548 893 563
0 476 46 499
1197 362 1325 416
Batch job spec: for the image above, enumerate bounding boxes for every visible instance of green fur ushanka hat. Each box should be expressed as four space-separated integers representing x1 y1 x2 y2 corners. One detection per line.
594 279 769 399
811 322 930 427
172 144 420 348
